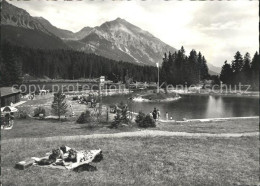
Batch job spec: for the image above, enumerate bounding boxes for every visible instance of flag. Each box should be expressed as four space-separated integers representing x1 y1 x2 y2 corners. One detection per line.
156 63 159 68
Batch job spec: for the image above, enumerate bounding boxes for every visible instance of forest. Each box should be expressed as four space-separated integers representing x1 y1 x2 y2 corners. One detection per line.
219 51 259 90
0 42 212 87
160 46 209 85
1 40 258 90
0 41 158 86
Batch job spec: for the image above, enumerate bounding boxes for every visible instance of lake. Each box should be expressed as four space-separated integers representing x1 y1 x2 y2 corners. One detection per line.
103 94 259 120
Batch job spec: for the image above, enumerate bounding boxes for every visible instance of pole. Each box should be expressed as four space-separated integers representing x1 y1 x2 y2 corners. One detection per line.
157 63 159 93
99 80 102 117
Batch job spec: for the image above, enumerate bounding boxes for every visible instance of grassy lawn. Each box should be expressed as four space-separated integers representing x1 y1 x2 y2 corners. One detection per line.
1 136 259 185
1 118 258 140
156 118 259 134
1 118 139 140
18 94 93 116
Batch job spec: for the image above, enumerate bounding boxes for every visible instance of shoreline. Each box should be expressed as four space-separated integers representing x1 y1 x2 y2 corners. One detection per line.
159 116 259 123
175 92 259 98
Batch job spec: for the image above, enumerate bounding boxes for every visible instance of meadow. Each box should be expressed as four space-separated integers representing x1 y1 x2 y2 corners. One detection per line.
1 136 259 186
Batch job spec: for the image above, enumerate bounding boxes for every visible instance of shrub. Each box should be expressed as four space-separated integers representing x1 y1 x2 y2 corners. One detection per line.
135 111 156 128
142 115 156 128
135 111 146 125
33 107 46 117
110 102 129 128
77 110 92 124
111 111 121 128
72 96 78 101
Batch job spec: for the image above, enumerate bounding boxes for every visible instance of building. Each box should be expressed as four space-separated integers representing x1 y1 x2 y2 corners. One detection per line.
0 87 21 107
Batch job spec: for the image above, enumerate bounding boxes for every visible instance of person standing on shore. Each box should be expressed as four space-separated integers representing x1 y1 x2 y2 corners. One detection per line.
165 112 168 120
157 109 160 120
152 108 157 120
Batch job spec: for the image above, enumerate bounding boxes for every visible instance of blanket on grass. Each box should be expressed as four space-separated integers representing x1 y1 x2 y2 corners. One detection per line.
31 148 102 170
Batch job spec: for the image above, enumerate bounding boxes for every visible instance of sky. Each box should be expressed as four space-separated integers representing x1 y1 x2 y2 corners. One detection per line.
9 0 259 67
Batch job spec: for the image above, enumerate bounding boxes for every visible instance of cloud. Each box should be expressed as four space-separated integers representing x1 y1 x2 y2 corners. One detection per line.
8 0 259 67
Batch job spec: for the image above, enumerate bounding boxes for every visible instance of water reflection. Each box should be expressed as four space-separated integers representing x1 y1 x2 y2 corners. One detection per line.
103 94 259 120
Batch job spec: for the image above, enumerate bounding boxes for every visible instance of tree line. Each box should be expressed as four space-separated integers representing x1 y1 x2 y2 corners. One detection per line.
160 46 209 85
219 51 259 90
0 41 158 86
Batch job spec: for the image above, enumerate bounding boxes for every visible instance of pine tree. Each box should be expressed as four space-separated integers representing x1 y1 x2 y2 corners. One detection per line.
242 52 251 84
232 51 244 73
231 51 244 83
51 91 68 120
188 50 198 84
201 56 209 80
220 61 233 85
251 52 259 72
120 104 129 124
250 52 259 90
197 52 203 81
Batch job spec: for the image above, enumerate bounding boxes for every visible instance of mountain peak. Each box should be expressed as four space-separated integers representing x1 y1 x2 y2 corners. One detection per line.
78 26 92 32
74 17 177 66
1 1 51 35
114 17 126 22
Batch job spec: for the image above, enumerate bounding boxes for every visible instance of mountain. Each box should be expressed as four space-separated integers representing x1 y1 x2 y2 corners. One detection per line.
1 25 69 49
1 0 50 34
1 0 68 49
207 63 221 75
35 17 92 40
73 27 93 40
65 18 177 66
1 1 220 73
34 17 75 39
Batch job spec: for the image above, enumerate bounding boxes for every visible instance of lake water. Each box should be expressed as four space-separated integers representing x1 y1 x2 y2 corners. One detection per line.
103 94 259 120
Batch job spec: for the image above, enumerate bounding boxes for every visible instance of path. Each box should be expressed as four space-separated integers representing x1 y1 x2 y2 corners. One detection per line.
10 101 27 107
2 130 259 144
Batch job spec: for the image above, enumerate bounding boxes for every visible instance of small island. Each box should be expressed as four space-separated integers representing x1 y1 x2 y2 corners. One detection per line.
132 92 181 102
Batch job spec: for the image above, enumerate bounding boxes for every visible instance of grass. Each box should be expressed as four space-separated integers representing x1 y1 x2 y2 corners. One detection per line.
1 136 259 185
2 118 258 140
1 118 138 140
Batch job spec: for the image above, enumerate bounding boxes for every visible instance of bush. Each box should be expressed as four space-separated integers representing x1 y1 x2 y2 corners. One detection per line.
111 111 121 128
77 110 92 124
135 111 146 124
33 107 46 117
72 96 79 101
110 102 129 128
142 115 156 128
135 111 156 128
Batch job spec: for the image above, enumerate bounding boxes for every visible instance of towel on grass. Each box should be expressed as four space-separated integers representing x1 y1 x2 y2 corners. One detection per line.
32 148 102 170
